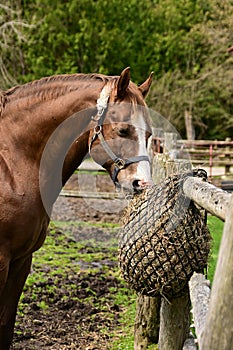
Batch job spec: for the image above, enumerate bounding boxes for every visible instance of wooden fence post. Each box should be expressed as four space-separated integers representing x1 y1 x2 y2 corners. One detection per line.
156 134 193 350
134 132 201 350
134 295 161 350
201 194 233 350
189 273 211 346
134 151 165 350
224 137 231 175
134 133 180 350
158 293 191 350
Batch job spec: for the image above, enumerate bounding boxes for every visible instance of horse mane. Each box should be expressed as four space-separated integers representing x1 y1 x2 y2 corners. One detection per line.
2 73 146 117
5 73 116 102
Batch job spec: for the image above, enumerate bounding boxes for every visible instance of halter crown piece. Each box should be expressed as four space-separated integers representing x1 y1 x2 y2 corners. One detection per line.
96 84 112 116
89 84 150 185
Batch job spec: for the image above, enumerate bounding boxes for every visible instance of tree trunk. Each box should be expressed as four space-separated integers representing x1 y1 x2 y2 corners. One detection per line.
184 110 195 141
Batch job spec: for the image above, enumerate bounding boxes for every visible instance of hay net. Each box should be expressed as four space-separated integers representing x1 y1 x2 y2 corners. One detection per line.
118 169 211 299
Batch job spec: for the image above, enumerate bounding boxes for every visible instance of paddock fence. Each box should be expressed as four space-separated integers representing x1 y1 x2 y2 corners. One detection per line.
60 135 233 200
152 133 233 179
59 133 233 349
134 132 233 350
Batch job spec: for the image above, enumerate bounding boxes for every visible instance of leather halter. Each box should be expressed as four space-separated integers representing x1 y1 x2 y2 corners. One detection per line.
89 85 150 185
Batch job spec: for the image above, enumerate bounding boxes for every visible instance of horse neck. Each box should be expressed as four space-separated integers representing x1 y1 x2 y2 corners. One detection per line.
3 80 105 166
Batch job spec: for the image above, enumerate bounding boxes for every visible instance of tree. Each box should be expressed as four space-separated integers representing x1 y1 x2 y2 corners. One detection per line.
1 0 232 139
0 1 32 88
148 0 233 139
20 0 160 82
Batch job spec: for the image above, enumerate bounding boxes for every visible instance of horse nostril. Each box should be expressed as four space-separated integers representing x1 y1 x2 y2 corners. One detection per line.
132 180 141 189
132 179 153 190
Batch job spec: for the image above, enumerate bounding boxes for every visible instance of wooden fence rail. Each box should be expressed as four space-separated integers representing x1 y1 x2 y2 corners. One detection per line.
152 136 233 178
182 177 231 221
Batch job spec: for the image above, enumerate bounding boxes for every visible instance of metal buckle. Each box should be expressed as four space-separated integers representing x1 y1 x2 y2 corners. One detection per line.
115 158 125 169
97 107 105 117
94 125 102 135
91 115 99 122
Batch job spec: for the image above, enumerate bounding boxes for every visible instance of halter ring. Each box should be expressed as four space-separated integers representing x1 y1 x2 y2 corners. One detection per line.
115 158 125 169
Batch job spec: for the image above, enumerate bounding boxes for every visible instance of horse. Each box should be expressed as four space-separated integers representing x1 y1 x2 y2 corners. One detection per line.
0 67 153 349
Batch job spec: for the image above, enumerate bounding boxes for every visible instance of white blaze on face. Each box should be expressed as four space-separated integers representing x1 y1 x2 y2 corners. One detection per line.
134 112 152 186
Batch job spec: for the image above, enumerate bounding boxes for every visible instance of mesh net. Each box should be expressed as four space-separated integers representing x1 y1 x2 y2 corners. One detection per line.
118 170 211 298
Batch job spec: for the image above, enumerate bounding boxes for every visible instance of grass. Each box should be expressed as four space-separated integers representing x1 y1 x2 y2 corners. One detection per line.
207 215 224 283
17 215 224 349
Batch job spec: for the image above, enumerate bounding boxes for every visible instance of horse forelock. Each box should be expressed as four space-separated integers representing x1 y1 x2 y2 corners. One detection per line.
122 82 152 132
107 79 151 134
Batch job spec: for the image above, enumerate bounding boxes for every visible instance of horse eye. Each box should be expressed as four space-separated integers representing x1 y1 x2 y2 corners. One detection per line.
117 127 129 137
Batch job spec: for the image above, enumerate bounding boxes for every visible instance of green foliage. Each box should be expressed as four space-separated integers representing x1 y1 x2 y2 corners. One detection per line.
1 0 232 139
148 0 233 139
21 0 160 81
0 1 32 87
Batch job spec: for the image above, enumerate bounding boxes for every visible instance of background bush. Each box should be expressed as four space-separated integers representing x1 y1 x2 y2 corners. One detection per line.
1 0 232 139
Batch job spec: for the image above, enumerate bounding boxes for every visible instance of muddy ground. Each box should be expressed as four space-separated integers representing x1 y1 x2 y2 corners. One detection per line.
12 172 130 350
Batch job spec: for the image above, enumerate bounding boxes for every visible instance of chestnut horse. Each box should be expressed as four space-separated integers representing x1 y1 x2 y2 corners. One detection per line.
0 67 152 348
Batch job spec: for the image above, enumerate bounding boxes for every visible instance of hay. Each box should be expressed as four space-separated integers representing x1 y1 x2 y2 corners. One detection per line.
118 170 211 299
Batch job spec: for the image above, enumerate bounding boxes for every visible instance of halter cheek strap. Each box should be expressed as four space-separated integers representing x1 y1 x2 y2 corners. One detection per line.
89 85 150 185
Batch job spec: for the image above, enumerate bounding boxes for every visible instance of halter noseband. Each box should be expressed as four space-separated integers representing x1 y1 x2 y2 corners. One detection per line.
89 85 150 185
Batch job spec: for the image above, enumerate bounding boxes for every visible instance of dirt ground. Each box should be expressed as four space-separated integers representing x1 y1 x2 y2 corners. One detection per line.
12 172 129 350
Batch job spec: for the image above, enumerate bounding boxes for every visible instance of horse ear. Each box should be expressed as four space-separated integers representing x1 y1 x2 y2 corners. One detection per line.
117 67 131 99
138 72 154 98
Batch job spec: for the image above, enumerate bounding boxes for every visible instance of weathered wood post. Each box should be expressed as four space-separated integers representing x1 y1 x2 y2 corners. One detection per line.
159 293 191 350
134 295 161 350
134 130 165 350
134 132 204 350
188 272 211 347
224 137 231 175
200 193 233 350
134 132 193 350
157 137 192 350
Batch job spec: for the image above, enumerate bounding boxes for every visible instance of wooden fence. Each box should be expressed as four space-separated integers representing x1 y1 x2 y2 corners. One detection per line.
152 135 233 178
134 133 233 350
60 136 233 200
59 134 233 349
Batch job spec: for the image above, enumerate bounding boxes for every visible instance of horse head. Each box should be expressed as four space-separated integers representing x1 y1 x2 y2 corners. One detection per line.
88 67 153 194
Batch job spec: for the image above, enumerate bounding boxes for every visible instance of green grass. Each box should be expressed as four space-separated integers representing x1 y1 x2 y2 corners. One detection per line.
207 215 224 283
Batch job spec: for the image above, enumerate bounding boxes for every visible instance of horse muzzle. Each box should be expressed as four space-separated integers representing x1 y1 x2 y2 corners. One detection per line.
113 157 153 195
